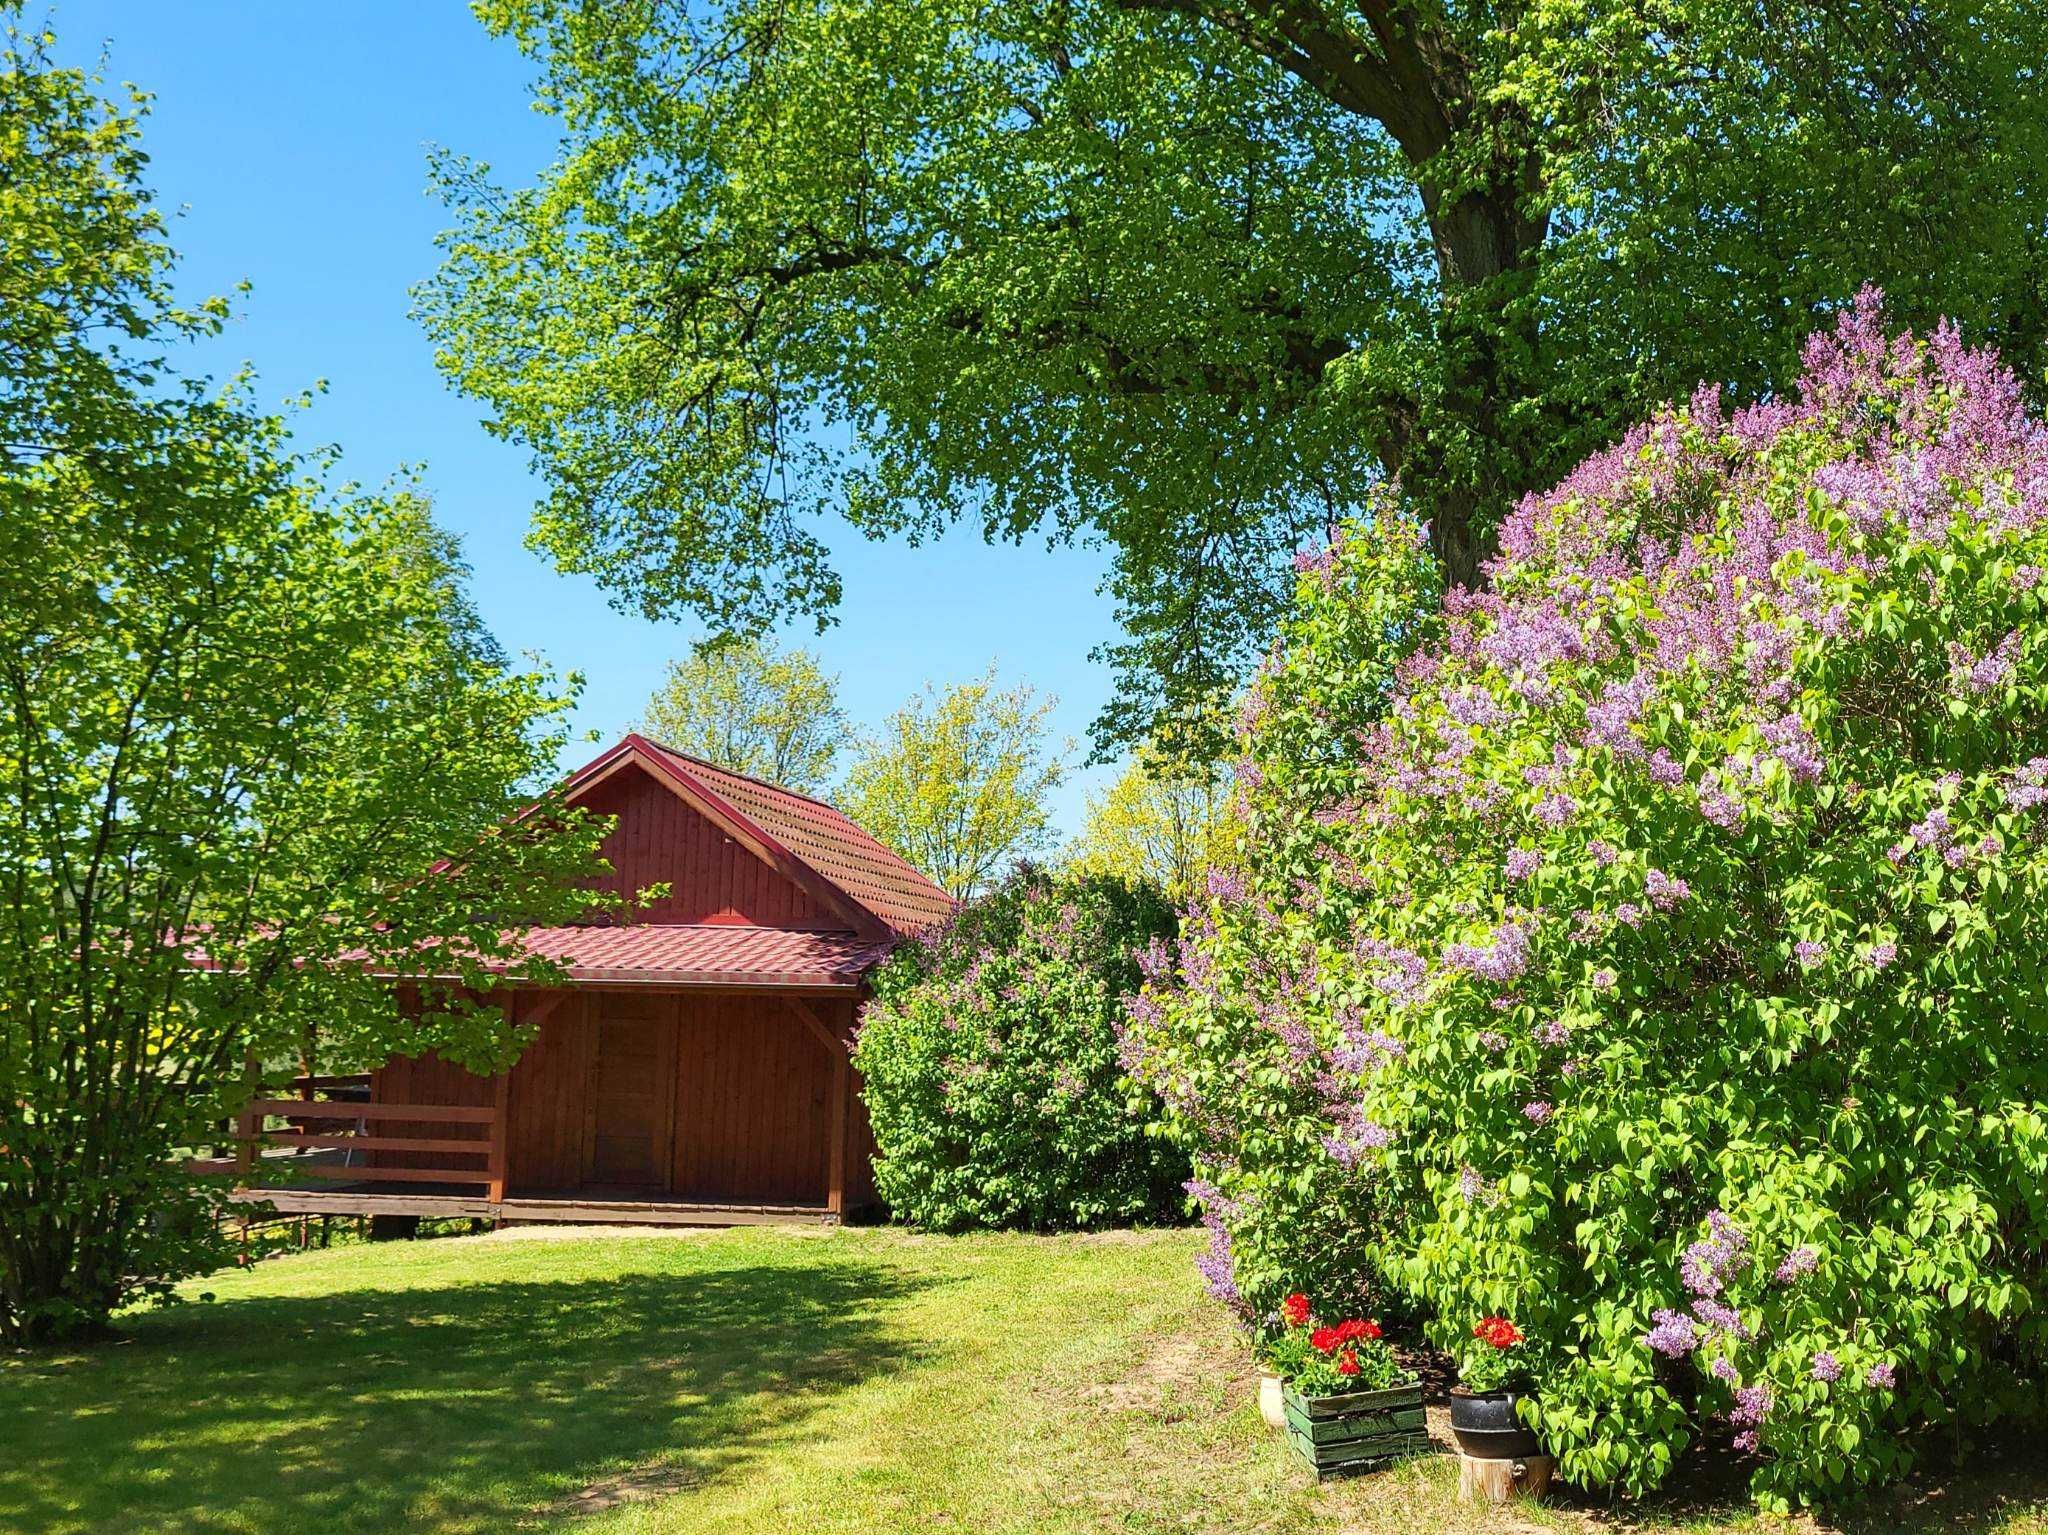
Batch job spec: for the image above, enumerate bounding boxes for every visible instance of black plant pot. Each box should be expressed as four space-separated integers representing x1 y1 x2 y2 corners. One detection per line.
1447 1388 1542 1459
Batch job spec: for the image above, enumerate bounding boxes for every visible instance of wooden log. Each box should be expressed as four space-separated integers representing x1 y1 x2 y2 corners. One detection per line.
1456 1453 1553 1505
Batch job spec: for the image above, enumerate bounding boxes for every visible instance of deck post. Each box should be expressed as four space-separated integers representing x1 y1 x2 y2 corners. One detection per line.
234 1051 259 1184
827 1037 849 1219
486 1068 512 1203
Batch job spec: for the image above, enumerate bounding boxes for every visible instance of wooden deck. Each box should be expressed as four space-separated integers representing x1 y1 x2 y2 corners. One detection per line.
229 1183 839 1227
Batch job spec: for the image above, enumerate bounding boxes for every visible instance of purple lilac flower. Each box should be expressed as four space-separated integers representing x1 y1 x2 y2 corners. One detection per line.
1862 941 1898 972
1775 1246 1819 1283
2006 758 2048 811
1682 1211 1750 1297
1643 1309 1700 1358
1478 1029 1509 1054
1459 1165 1490 1201
1732 1431 1760 1454
1794 940 1826 968
1950 630 2021 693
1710 1356 1740 1383
1691 1297 1750 1339
1522 1100 1553 1124
1205 866 1247 903
1588 840 1619 866
1644 868 1691 910
1536 1018 1572 1047
1591 968 1618 992
1534 791 1578 827
1866 1363 1896 1390
1761 713 1826 783
1615 902 1646 927
1444 921 1532 984
1647 750 1686 788
1505 848 1543 880
1698 783 1744 830
1811 1350 1843 1383
1730 1382 1772 1428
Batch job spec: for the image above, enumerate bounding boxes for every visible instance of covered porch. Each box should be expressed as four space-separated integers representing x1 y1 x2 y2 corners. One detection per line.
225 947 880 1228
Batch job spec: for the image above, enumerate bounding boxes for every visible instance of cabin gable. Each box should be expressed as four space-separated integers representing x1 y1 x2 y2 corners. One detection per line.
572 761 842 929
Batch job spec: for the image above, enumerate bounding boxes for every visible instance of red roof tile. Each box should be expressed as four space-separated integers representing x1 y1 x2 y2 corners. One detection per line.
511 924 892 988
625 737 955 936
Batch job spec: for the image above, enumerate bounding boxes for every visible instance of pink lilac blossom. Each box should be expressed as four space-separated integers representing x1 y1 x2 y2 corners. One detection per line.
1522 1100 1553 1124
1710 1356 1740 1383
1795 940 1827 968
1588 840 1619 866
1811 1350 1843 1382
1536 1019 1572 1047
1505 848 1542 880
1591 968 1618 991
1866 1363 1896 1390
1534 791 1578 827
1478 1030 1509 1053
1862 941 1898 972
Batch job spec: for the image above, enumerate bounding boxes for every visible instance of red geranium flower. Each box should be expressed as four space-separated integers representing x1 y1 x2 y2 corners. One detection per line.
1335 1318 1382 1343
1473 1316 1524 1349
1309 1325 1341 1354
1336 1349 1361 1376
1281 1292 1312 1327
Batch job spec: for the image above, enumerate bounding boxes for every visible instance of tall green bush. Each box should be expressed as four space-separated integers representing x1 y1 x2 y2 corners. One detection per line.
1129 295 2048 1507
854 867 1186 1230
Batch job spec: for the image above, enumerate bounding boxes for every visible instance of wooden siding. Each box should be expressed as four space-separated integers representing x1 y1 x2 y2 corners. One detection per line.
576 765 840 928
369 987 866 1211
671 996 833 1205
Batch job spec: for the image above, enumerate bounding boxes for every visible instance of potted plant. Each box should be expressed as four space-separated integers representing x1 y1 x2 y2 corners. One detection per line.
1254 1293 1313 1429
1448 1315 1542 1459
1267 1296 1428 1478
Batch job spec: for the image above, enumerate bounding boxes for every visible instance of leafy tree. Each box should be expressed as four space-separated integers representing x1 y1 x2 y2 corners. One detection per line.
1130 300 2048 1506
1068 750 1228 904
841 670 1065 899
641 637 849 793
0 27 611 1345
422 0 2048 754
854 866 1186 1230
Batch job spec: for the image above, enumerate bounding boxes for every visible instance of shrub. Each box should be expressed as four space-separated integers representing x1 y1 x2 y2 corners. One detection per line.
854 866 1187 1230
1129 293 2048 1507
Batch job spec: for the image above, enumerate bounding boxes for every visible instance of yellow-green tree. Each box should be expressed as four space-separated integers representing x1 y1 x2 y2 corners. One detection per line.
840 670 1066 900
1068 752 1227 904
640 638 848 794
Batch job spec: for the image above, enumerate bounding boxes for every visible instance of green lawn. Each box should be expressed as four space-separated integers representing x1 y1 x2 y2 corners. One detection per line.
5 1225 2048 1535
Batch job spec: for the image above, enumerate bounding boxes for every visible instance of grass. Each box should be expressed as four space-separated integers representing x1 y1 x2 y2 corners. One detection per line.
5 1226 2048 1534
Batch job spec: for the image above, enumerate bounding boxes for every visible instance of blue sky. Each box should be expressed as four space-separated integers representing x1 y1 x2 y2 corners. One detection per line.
50 2 1122 835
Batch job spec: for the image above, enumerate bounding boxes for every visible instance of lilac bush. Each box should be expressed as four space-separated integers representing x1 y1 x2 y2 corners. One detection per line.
1128 295 2048 1506
853 867 1186 1230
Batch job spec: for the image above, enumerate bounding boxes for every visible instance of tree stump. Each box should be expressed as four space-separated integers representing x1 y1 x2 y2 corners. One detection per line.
1457 1453 1553 1505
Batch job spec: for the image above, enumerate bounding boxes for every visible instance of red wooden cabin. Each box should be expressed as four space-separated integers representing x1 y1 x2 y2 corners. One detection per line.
233 735 953 1226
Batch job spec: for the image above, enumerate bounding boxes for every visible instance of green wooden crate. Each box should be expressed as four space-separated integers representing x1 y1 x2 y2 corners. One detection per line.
1281 1383 1433 1480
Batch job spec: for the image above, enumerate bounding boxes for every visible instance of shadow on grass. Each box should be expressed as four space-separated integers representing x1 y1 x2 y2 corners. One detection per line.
1553 1428 2048 1533
0 1254 934 1535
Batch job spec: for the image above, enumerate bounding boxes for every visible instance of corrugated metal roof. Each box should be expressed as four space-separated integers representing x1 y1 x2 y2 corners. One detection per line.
631 737 956 936
511 924 891 988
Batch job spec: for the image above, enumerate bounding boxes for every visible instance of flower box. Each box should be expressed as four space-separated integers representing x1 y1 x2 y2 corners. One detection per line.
1281 1382 1431 1479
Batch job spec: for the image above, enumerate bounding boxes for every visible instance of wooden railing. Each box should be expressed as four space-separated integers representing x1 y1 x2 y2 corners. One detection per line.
233 1091 505 1196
